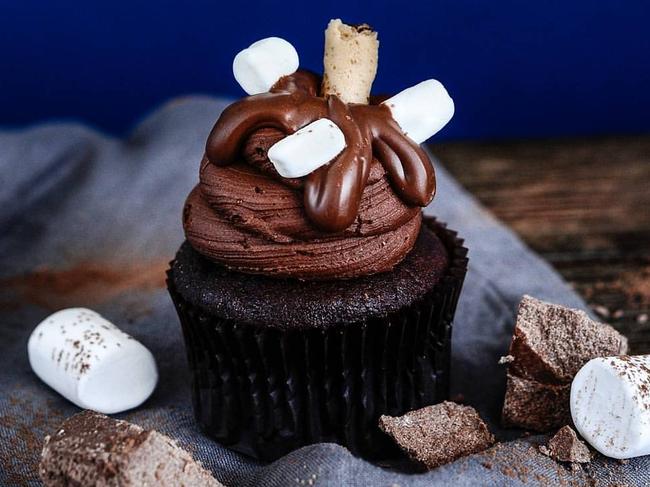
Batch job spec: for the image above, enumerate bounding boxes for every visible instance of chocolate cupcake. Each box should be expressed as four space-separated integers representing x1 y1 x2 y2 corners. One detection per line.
167 19 467 460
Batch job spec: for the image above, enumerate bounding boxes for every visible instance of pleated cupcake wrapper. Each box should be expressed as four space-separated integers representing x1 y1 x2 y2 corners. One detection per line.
167 218 468 461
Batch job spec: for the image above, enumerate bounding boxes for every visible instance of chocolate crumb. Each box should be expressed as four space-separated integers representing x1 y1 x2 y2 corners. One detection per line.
498 355 515 365
379 402 495 470
0 260 167 310
592 304 610 319
540 426 591 464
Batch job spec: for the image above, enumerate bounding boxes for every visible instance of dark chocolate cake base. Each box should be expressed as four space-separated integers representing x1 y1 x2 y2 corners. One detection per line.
167 218 468 460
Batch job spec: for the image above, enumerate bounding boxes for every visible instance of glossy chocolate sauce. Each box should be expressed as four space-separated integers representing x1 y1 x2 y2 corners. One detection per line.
205 71 435 232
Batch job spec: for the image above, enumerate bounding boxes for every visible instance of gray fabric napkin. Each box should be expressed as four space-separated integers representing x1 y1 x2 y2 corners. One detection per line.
1 97 647 486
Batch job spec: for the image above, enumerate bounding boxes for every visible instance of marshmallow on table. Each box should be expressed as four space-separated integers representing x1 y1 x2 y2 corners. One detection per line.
233 37 299 95
268 118 346 178
571 355 650 459
382 79 455 144
28 308 158 414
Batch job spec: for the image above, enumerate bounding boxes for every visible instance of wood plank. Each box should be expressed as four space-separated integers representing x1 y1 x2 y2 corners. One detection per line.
430 135 650 352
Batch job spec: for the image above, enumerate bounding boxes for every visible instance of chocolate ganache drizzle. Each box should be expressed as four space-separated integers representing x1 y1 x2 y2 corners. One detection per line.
183 27 443 280
205 72 435 233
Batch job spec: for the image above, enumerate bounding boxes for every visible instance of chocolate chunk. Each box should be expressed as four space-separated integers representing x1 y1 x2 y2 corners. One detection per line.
379 401 495 470
540 426 591 463
502 295 628 431
39 410 222 487
502 373 571 431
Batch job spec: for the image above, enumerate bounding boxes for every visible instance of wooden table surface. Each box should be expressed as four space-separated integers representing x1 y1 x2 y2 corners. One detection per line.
431 135 650 352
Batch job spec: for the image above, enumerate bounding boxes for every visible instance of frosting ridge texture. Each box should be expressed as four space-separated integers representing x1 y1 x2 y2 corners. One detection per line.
183 71 436 279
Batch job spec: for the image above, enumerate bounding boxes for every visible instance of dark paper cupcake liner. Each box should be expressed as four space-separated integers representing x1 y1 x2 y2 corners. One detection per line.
167 218 468 460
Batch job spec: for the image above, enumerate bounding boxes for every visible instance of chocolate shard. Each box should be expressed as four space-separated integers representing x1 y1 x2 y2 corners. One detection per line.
39 410 222 487
540 426 591 463
508 295 628 383
379 401 495 470
502 295 628 432
502 372 571 431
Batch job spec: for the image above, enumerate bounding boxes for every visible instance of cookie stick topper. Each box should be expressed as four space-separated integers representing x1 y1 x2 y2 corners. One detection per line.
269 19 379 182
209 20 441 232
320 19 453 144
321 19 379 104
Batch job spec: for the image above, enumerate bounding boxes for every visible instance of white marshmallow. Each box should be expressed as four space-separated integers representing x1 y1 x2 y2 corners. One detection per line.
27 308 158 414
571 355 650 459
382 79 455 144
268 118 346 178
232 37 299 95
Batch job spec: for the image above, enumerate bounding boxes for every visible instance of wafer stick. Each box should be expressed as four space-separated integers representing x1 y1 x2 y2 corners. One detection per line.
322 19 379 104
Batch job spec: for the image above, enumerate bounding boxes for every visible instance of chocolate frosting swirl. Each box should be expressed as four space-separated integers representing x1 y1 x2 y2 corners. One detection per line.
183 71 437 279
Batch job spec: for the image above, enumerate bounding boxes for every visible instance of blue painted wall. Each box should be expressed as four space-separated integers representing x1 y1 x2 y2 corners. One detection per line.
1 0 649 139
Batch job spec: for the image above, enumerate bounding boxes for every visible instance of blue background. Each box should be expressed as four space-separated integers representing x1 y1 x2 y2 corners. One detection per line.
1 0 649 139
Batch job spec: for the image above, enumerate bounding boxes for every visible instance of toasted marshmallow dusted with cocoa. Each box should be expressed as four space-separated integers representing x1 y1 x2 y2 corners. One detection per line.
184 20 454 279
28 308 158 414
571 355 650 459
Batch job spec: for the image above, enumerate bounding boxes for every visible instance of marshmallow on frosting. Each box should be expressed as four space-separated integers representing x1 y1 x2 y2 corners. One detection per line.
230 23 453 184
571 355 650 459
268 118 346 178
28 308 158 414
233 37 299 95
383 79 455 144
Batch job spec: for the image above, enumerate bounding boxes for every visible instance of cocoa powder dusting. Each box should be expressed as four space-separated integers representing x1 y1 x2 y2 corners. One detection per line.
0 391 67 485
0 260 168 310
593 266 650 309
479 440 596 486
